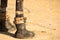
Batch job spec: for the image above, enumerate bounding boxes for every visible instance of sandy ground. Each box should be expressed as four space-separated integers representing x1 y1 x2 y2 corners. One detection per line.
0 0 60 40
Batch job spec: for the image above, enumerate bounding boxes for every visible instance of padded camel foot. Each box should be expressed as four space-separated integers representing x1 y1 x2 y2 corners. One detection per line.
15 30 35 39
0 20 8 32
15 24 35 39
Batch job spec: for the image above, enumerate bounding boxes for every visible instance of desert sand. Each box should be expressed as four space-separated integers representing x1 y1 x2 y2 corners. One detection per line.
0 0 60 40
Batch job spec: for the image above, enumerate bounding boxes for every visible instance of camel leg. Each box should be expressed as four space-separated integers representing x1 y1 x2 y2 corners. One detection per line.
14 0 35 39
0 0 8 32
